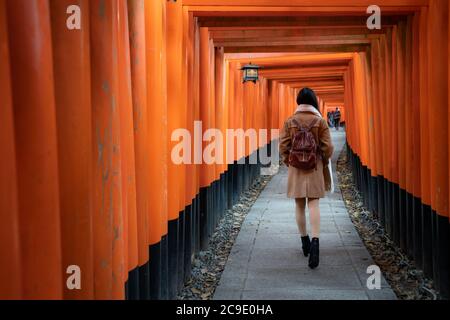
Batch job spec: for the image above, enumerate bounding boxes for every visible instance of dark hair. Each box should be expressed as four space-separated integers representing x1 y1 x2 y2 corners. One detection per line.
296 87 319 110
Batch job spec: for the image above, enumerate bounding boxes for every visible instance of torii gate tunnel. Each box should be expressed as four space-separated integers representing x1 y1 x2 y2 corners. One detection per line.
0 0 448 300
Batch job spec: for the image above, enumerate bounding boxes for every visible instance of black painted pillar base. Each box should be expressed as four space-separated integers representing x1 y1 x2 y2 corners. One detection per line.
160 235 169 300
405 191 414 259
232 161 239 205
421 204 433 278
412 196 423 270
227 164 234 209
149 242 162 300
195 194 201 255
126 267 140 300
177 210 185 292
377 175 385 227
399 188 408 252
384 179 392 237
347 143 449 299
184 204 192 283
392 184 400 246
199 187 209 251
195 194 201 254
221 173 226 216
167 219 179 299
370 174 378 214
435 214 449 298
138 261 150 300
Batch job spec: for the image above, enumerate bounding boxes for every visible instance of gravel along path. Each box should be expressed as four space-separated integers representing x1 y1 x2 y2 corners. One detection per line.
337 147 441 300
178 175 273 300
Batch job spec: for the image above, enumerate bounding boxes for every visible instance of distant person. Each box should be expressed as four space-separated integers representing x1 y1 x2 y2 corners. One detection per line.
328 111 334 128
334 107 341 131
279 88 334 269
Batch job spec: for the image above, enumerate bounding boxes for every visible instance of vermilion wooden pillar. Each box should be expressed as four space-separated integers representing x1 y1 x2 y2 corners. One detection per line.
242 81 250 161
89 0 124 300
428 0 449 225
270 81 280 133
383 28 395 240
364 48 378 213
0 0 21 299
235 63 244 201
410 11 423 268
49 0 94 299
117 0 141 299
403 15 414 257
226 61 236 165
200 27 213 189
116 0 137 298
199 27 216 254
192 17 201 258
396 20 407 251
175 1 188 292
235 64 244 160
381 31 391 184
127 0 148 299
389 25 401 245
404 16 413 198
208 36 217 181
6 0 63 299
145 0 168 299
145 0 167 246
167 0 185 220
182 9 196 284
363 51 377 184
353 53 370 169
222 59 231 171
377 35 389 227
427 0 449 296
215 47 225 177
166 0 185 298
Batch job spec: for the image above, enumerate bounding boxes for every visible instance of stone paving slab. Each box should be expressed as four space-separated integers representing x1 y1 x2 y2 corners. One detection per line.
213 131 397 300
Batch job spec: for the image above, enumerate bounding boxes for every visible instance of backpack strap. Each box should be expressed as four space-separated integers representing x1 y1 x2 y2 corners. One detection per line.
306 118 319 130
291 117 319 131
291 118 301 129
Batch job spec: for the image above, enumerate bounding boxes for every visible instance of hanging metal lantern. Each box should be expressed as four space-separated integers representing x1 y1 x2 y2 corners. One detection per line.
241 63 261 83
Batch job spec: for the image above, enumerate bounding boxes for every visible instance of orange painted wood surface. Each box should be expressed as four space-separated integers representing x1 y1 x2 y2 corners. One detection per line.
49 0 94 299
145 0 167 240
6 0 63 299
0 0 21 300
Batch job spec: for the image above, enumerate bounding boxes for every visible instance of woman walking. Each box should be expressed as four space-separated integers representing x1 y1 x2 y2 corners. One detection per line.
279 88 334 269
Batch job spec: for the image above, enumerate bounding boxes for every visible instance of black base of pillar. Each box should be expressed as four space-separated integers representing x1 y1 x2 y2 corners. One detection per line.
421 204 433 278
167 219 178 300
399 188 408 252
177 210 185 292
435 213 449 298
199 187 209 251
184 204 192 283
138 261 150 300
412 196 423 269
347 144 449 299
160 235 169 300
149 242 162 300
125 266 140 300
377 175 385 226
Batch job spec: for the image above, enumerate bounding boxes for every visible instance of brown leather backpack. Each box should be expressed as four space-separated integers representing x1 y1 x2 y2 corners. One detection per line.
289 118 319 170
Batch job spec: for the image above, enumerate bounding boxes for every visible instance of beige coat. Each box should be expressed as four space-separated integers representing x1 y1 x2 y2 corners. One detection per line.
279 109 334 199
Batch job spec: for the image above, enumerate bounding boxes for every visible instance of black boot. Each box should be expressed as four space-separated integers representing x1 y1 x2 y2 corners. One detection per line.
308 238 319 269
301 235 311 257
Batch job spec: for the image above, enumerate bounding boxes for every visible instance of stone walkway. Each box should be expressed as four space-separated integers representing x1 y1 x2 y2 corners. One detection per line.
213 131 397 300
